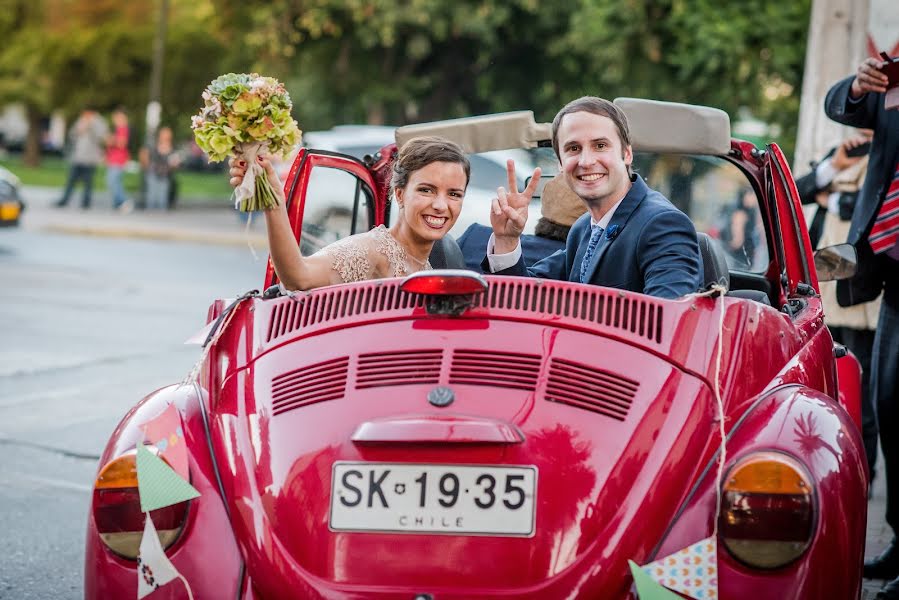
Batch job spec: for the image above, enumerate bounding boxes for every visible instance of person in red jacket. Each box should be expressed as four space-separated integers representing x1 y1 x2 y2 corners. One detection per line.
105 107 131 212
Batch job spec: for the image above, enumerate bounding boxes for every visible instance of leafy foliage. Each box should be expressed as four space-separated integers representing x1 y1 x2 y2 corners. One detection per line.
0 0 812 164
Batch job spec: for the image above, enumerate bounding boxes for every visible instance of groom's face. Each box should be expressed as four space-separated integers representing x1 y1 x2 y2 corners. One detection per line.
557 111 633 209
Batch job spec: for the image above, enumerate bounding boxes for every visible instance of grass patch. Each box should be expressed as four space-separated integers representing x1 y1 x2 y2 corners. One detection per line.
0 153 232 204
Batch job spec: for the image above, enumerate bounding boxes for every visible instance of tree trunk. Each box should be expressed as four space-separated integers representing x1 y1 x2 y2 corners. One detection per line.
793 0 868 172
23 104 44 167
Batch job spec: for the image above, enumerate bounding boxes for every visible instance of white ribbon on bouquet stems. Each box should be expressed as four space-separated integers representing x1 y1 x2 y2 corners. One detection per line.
232 141 271 211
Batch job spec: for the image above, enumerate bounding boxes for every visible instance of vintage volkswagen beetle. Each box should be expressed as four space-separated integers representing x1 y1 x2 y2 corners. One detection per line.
85 99 867 599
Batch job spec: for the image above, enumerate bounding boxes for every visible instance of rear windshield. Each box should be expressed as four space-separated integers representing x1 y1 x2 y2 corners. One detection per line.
436 148 768 274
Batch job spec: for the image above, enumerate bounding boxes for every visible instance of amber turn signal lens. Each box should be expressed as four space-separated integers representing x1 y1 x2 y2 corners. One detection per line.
92 449 189 559
720 451 815 569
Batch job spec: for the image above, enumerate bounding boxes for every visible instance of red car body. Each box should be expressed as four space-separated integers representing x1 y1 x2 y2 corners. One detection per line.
85 103 867 599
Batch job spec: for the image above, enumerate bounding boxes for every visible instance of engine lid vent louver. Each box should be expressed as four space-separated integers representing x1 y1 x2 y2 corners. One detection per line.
449 349 541 391
545 358 639 421
266 285 425 343
264 278 664 347
356 349 443 389
473 279 663 344
271 356 350 416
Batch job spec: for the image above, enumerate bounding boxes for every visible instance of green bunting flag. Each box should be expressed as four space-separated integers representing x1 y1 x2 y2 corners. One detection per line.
628 560 685 599
136 443 200 513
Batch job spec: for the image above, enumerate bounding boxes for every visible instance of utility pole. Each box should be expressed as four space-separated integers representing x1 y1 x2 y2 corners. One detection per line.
146 0 169 142
793 0 868 173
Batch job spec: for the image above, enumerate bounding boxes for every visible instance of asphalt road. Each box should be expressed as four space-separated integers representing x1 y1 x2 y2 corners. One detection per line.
0 227 260 599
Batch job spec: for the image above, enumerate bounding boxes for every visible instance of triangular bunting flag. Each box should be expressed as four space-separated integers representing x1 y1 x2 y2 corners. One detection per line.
137 513 181 599
641 536 718 599
140 404 189 480
136 443 200 513
629 560 685 599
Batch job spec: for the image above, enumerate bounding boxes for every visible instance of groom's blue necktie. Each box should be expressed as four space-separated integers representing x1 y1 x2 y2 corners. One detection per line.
579 224 604 283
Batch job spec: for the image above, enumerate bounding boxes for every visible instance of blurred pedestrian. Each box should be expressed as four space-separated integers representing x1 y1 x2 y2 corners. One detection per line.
796 132 880 483
719 187 761 269
55 108 108 209
825 56 899 599
796 132 872 249
140 127 180 211
105 107 131 212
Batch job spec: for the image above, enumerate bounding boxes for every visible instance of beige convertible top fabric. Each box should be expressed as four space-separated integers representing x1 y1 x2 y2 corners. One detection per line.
394 98 732 156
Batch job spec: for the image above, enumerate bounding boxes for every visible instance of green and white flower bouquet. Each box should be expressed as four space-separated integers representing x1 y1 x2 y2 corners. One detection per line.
191 73 302 211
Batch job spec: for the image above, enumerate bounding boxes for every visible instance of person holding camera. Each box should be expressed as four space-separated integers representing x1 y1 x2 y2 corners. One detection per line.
825 55 899 599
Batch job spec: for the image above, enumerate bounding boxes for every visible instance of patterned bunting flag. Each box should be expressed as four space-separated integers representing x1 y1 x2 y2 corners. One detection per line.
641 536 718 599
140 404 189 480
629 560 685 599
137 513 181 599
136 443 200 513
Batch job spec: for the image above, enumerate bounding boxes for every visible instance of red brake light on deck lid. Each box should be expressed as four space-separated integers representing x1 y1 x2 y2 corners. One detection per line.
400 269 488 296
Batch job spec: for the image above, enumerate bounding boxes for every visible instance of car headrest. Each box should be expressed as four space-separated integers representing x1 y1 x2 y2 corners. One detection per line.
428 234 466 269
696 232 730 291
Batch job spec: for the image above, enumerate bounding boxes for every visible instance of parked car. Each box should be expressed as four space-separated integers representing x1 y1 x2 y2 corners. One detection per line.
0 165 24 227
85 99 866 599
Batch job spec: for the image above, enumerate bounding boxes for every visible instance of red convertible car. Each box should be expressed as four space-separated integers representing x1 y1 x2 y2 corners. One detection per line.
85 99 867 599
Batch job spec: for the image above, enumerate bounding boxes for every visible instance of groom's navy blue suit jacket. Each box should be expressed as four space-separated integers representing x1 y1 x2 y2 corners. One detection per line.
482 175 702 299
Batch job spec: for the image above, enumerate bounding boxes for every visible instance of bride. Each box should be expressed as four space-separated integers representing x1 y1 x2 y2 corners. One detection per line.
230 136 470 291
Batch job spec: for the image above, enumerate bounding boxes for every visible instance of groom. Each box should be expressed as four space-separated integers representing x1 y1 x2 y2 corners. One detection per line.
483 96 701 300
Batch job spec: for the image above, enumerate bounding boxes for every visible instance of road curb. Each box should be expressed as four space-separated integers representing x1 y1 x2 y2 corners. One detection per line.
37 223 269 248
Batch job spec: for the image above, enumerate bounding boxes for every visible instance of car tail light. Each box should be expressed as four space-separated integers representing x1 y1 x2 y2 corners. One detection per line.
92 449 189 559
400 270 487 316
720 451 815 569
400 269 488 296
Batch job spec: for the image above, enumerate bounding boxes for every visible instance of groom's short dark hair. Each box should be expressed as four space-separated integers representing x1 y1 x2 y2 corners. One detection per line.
551 97 632 168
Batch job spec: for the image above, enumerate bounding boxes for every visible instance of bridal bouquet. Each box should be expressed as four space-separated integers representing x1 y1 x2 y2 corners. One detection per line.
191 73 302 211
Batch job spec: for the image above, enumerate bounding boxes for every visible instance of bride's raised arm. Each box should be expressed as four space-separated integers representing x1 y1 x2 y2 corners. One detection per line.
229 155 338 291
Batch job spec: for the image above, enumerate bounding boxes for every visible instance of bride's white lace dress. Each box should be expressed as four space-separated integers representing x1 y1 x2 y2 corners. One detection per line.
318 225 432 284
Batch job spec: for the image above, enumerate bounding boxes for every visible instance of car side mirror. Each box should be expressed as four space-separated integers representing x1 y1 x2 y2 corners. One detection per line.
814 243 857 281
524 174 554 199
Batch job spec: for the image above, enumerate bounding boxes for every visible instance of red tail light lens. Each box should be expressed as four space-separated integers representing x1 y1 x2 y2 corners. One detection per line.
92 449 190 559
400 270 488 296
720 451 815 569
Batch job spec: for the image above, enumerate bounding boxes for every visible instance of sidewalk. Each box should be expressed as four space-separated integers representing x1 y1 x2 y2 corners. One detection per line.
866 453 891 599
18 185 269 248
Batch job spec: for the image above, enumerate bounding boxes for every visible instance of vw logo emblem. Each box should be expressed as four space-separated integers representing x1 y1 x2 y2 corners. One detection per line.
428 386 455 407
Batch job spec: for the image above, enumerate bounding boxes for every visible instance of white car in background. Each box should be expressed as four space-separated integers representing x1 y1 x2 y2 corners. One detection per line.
283 125 551 241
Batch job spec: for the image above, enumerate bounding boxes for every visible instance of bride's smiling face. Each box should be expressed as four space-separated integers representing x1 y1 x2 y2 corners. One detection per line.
395 161 467 242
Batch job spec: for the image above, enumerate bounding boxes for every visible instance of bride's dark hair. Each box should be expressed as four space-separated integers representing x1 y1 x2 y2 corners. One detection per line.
390 136 470 198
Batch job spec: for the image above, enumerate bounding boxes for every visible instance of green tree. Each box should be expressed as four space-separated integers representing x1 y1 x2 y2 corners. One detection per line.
230 0 809 159
557 0 810 156
0 0 229 164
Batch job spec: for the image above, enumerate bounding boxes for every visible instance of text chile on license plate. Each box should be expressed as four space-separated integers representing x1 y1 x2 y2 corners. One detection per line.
329 462 537 536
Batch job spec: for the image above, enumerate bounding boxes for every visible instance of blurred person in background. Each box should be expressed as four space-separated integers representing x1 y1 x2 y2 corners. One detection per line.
719 187 761 269
55 107 108 209
796 131 879 486
796 131 873 249
140 126 180 211
457 173 586 272
105 107 131 213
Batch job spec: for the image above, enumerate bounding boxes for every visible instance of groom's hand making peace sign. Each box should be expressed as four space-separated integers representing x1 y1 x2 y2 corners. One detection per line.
490 159 542 254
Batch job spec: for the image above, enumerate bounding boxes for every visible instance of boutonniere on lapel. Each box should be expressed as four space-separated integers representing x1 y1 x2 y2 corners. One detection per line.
605 224 621 240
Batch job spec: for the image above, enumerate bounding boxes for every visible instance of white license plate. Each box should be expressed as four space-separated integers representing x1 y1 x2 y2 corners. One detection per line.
329 462 537 536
